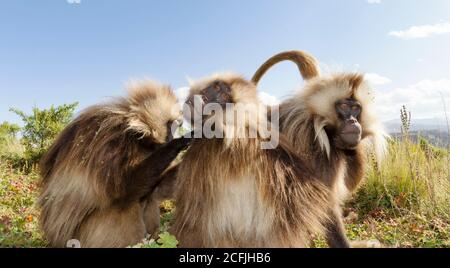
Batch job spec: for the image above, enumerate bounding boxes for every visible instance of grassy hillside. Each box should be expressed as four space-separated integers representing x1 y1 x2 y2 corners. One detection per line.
343 137 449 247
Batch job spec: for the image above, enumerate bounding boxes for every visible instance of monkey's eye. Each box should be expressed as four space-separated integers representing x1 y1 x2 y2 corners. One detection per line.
339 103 350 111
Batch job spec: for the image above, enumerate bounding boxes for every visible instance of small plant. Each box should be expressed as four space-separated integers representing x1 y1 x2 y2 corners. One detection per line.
147 232 179 248
400 105 411 137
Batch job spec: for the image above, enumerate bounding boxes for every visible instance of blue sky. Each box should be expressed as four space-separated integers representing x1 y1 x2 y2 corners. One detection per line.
1 0 450 126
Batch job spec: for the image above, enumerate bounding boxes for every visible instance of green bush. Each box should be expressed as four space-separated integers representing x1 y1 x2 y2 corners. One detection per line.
9 103 78 163
0 122 25 168
0 122 21 154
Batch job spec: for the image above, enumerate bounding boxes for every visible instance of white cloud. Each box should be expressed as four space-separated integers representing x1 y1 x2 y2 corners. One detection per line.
375 79 450 121
389 22 450 39
319 62 345 75
258 92 280 106
67 0 81 4
367 0 381 4
365 73 392 86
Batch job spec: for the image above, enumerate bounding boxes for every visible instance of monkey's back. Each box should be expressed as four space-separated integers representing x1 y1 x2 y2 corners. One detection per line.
37 104 151 247
173 138 331 248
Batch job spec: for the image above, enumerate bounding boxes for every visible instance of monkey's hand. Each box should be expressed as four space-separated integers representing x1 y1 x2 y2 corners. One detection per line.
170 135 193 151
121 135 193 205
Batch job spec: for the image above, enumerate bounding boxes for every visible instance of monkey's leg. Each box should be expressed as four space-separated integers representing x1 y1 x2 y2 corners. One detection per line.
325 207 351 248
77 202 146 248
142 198 160 236
326 207 382 248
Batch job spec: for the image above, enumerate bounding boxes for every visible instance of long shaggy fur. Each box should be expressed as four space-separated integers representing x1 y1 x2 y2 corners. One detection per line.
252 51 387 247
279 73 387 192
38 80 181 247
253 50 387 195
278 75 387 248
172 73 333 247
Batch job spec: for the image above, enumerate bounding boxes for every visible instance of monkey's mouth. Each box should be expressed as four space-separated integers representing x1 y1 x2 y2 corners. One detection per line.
339 132 361 148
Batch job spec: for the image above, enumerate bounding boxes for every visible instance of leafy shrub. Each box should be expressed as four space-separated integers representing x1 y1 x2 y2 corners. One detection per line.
9 103 78 163
0 122 20 140
0 122 25 169
0 122 21 154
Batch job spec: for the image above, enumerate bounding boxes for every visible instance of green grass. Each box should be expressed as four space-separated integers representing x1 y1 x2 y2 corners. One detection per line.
344 137 450 248
344 214 449 248
0 137 449 248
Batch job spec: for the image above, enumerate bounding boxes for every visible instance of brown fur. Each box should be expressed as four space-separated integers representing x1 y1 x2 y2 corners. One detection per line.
171 73 333 248
277 72 386 190
277 74 386 247
251 50 320 84
38 80 187 248
252 51 387 247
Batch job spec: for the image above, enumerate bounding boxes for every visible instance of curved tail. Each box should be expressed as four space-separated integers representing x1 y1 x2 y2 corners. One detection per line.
251 50 320 85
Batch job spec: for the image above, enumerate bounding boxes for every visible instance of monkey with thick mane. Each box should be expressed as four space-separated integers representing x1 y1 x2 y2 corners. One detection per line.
171 73 336 247
39 80 191 248
252 50 387 247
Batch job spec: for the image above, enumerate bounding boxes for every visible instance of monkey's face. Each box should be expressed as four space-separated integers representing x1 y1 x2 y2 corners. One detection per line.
184 74 263 139
333 98 362 149
185 80 234 126
186 81 232 108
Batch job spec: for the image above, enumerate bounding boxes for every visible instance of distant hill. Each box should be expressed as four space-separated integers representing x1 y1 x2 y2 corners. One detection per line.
384 118 449 149
390 130 450 149
383 118 449 133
